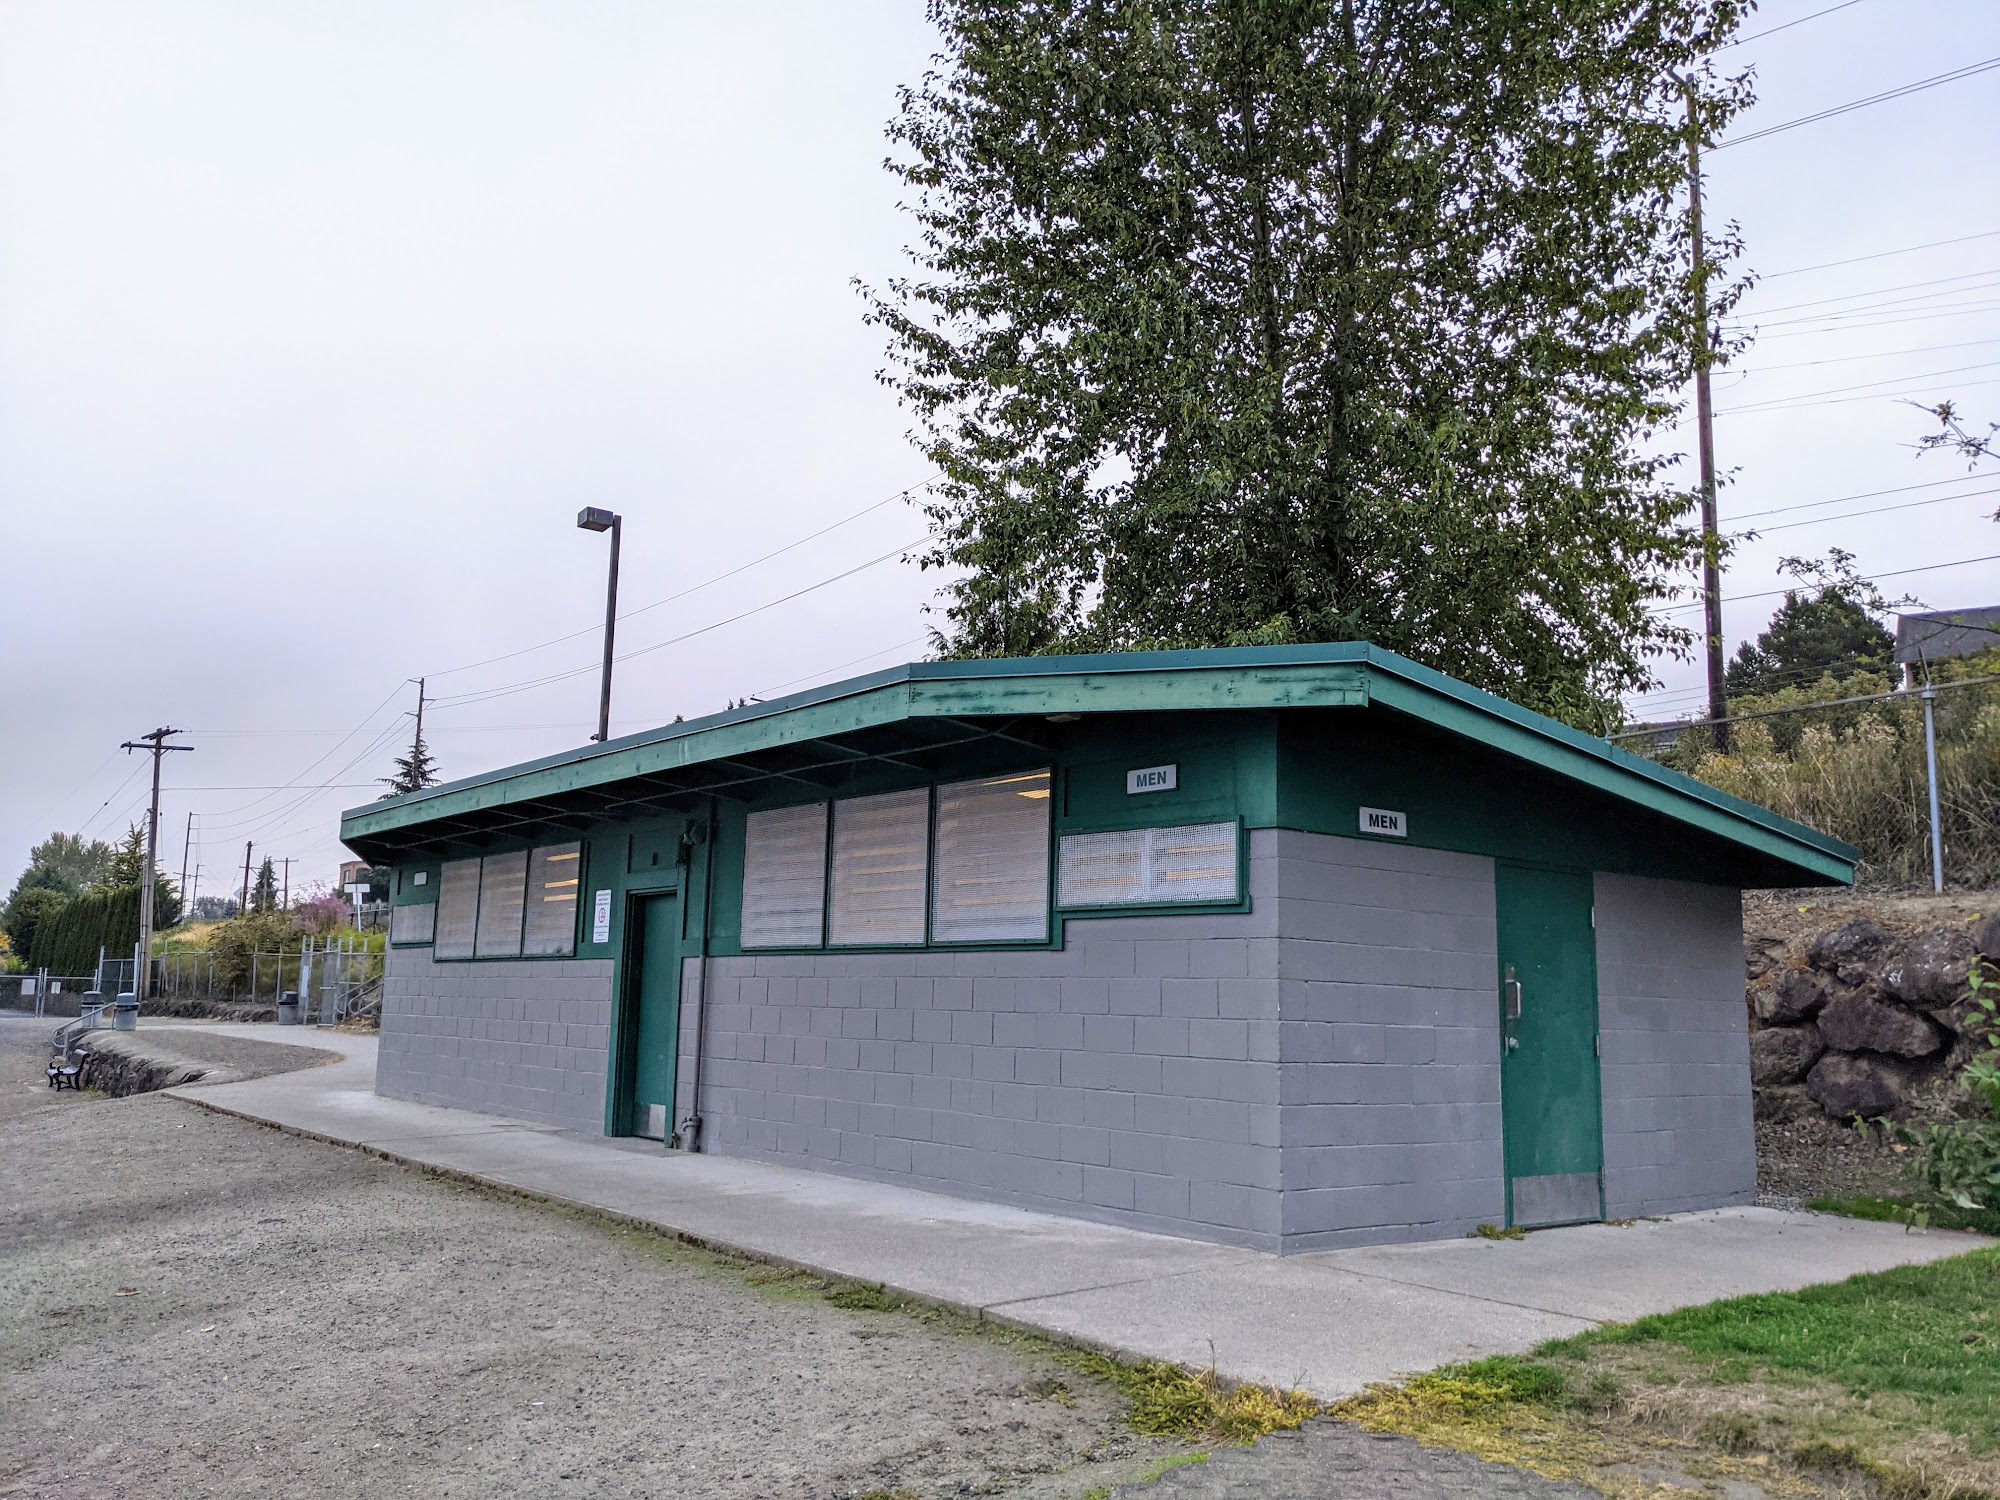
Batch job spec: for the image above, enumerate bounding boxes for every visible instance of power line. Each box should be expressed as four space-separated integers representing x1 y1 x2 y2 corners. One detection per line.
1722 0 1868 49
430 536 933 712
1726 471 2000 522
1728 335 2000 374
1759 228 2000 280
1719 55 2000 149
1715 356 2000 413
1742 267 2000 318
1651 552 2000 615
1748 303 2000 339
1730 484 2000 534
423 485 925 681
1716 372 2000 418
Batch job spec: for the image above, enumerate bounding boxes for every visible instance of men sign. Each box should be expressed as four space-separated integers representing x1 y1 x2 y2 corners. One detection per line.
1359 806 1407 838
1125 764 1178 795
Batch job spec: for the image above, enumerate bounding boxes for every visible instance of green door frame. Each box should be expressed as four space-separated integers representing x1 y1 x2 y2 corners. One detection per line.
1495 861 1605 1229
606 880 680 1138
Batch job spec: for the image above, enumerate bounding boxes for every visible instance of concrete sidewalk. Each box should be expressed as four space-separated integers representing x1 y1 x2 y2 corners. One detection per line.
155 1022 1992 1401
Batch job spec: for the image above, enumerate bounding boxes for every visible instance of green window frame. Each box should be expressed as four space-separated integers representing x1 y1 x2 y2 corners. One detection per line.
429 841 584 962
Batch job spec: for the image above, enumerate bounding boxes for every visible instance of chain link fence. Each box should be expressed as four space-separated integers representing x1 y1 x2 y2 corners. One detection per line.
1620 675 2000 889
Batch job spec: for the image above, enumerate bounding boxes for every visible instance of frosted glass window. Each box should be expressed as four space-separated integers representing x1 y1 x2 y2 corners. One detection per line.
1057 821 1239 908
434 858 481 959
741 802 828 947
522 842 582 956
389 902 436 947
931 769 1051 943
474 850 528 958
829 788 929 946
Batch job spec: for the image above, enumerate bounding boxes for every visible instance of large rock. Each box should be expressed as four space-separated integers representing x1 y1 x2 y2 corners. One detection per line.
1805 1052 1918 1121
1817 993 1946 1057
1807 918 1899 987
1975 913 2000 965
1753 968 1834 1025
1750 1022 1825 1086
1885 927 1977 1010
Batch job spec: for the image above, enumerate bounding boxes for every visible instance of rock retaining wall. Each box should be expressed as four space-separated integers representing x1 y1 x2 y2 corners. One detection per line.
1746 912 1998 1120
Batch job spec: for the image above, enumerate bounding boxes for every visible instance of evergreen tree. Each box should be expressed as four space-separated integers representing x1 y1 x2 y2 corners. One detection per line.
1724 549 1900 699
868 0 1755 727
94 823 183 926
380 729 441 798
251 857 280 914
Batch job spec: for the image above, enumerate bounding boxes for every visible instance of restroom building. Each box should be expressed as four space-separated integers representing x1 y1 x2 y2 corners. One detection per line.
339 644 1855 1253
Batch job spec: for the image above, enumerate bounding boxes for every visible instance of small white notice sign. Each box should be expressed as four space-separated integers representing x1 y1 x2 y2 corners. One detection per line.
1126 764 1178 795
1359 807 1407 838
592 889 613 944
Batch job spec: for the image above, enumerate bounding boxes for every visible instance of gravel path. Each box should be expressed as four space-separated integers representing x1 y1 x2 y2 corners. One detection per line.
1111 1425 1597 1498
0 1018 1613 1498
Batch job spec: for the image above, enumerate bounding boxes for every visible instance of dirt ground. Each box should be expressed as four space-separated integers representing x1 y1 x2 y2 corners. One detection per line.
0 1022 1196 1500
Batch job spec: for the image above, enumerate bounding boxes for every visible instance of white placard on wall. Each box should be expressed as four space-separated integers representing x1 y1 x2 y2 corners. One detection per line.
592 888 613 945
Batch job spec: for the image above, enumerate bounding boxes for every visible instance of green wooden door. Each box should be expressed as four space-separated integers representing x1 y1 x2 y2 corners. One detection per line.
1495 864 1603 1228
627 893 681 1140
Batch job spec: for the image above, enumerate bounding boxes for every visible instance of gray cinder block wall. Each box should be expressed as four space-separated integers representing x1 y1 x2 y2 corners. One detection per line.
1594 873 1755 1217
686 829 1515 1252
377 946 614 1135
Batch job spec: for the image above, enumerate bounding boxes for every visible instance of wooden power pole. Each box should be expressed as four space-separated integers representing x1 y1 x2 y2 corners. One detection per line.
119 728 191 997
242 841 254 918
1683 81 1730 752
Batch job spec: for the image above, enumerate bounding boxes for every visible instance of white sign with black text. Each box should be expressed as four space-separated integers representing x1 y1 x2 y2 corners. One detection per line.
1358 807 1407 838
1126 764 1178 795
592 888 613 944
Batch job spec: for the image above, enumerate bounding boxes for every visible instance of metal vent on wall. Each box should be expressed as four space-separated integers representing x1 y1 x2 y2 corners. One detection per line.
1057 821 1239 909
434 858 481 959
389 902 436 946
931 770 1052 943
829 789 929 946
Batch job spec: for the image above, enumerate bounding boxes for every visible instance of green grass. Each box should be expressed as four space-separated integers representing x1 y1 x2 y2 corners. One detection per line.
1809 1193 2000 1238
1559 1247 2000 1452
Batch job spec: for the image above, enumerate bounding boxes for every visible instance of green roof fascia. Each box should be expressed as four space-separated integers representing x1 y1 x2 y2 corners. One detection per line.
1353 649 1858 885
339 641 1858 886
339 648 1374 846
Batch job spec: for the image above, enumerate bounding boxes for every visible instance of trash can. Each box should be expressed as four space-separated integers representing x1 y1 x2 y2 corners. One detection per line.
113 991 138 1031
277 991 300 1026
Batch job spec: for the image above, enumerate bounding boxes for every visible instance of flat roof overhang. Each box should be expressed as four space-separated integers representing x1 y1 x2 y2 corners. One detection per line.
340 645 1858 886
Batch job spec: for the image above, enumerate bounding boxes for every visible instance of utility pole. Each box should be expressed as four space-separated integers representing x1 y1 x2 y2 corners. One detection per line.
242 841 254 918
120 728 191 999
1683 80 1729 752
281 857 292 911
178 811 195 914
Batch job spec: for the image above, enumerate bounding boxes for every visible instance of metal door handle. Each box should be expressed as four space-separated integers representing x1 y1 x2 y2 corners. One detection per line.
1503 964 1523 1021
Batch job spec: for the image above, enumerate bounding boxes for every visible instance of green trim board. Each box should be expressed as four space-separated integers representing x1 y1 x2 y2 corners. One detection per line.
346 644 1856 889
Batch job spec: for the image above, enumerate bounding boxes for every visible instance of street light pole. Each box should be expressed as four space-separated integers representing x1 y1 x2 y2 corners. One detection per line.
120 728 191 998
577 507 623 743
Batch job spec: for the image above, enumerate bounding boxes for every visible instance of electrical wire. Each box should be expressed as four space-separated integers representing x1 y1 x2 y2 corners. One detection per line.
752 634 933 700
1729 484 2000 534
1719 54 2000 149
1726 471 2000 522
422 484 926 681
429 536 934 712
1717 372 2000 417
1721 0 1868 49
1741 267 2000 318
1748 303 2000 339
1759 228 2000 281
1728 336 2000 374
1714 357 2000 412
1650 553 2000 615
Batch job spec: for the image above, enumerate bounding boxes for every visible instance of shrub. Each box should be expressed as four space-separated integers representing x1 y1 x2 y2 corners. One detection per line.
27 885 142 977
1889 964 2000 1224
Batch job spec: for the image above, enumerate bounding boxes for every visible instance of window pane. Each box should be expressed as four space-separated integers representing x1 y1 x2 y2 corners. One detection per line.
475 850 528 958
741 802 827 948
522 842 582 956
931 769 1051 943
435 858 480 959
829 789 929 946
390 902 436 947
1057 822 1239 908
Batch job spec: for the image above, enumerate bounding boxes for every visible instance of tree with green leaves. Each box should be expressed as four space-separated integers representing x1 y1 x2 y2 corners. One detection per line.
2 887 68 963
7 831 113 902
867 0 1753 726
95 824 183 927
1724 549 1899 700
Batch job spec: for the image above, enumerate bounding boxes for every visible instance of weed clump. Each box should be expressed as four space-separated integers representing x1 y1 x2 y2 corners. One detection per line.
1062 1351 1316 1443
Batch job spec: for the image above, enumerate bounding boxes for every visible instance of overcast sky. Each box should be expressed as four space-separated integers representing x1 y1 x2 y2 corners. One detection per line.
3 1 1997 901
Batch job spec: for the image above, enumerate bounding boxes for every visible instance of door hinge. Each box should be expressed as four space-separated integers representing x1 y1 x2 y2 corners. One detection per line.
1590 906 1597 929
1594 1033 1601 1057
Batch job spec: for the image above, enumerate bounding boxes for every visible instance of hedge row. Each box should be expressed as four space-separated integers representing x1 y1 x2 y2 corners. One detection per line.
29 884 142 977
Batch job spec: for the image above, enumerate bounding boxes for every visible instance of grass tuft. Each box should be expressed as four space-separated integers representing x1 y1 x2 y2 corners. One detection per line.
1061 1351 1317 1443
1471 1222 1527 1241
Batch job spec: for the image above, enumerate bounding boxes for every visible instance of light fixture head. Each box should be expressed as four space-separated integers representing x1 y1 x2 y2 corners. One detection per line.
576 507 618 532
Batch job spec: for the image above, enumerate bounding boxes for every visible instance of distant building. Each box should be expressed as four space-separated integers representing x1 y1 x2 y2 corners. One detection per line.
1897 606 2000 686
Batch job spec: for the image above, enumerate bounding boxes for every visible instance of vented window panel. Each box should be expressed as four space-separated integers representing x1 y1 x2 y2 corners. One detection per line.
829 788 929 946
931 769 1051 943
741 802 828 948
434 858 481 959
474 849 528 958
522 842 582 956
1057 821 1239 908
389 902 436 947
